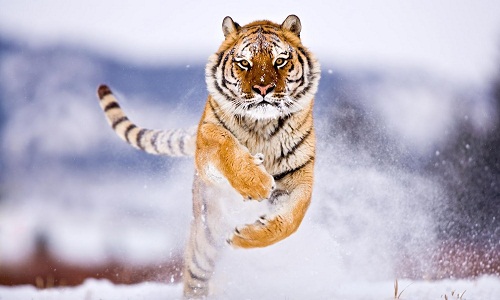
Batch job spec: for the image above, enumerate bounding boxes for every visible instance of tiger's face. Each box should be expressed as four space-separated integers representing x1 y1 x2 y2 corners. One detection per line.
206 15 320 120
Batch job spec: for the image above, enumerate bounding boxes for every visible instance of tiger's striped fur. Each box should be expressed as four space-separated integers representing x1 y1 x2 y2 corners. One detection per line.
96 15 320 298
97 85 196 157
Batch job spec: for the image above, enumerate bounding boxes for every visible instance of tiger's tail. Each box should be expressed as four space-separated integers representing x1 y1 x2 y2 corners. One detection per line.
97 85 196 157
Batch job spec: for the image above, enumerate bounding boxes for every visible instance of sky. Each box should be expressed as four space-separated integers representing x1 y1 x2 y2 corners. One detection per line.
1 0 500 85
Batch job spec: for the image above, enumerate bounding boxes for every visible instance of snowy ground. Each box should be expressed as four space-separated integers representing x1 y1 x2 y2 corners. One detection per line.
1 276 500 300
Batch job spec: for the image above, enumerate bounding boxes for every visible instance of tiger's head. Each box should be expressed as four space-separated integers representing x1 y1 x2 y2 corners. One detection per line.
206 15 320 120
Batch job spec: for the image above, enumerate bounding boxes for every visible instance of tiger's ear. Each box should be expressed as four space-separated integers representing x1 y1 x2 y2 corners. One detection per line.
282 15 302 37
222 16 241 38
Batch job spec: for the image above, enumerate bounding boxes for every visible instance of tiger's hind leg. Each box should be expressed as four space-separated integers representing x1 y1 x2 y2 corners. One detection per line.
183 175 224 298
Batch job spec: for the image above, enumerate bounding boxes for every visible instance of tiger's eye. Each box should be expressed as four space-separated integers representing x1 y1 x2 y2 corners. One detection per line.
236 59 251 70
275 58 287 68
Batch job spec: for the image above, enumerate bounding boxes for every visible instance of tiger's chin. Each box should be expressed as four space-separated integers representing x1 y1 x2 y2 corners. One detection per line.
245 104 287 120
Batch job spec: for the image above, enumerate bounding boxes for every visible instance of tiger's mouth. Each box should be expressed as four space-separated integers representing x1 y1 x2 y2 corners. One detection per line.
251 99 274 108
230 92 298 120
240 96 291 120
246 96 285 110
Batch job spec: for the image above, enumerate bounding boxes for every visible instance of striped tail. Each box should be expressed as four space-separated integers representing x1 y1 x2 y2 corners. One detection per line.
97 85 196 157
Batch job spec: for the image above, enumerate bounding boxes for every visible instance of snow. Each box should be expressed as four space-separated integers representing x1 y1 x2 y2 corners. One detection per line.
0 276 499 299
0 279 183 300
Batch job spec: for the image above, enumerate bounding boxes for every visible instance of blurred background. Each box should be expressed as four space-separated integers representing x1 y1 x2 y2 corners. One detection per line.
0 0 499 292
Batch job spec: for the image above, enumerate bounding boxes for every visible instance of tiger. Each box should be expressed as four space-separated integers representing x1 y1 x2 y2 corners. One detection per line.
96 14 320 298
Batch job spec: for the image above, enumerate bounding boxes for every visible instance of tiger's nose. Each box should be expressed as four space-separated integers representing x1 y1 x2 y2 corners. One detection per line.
252 84 275 96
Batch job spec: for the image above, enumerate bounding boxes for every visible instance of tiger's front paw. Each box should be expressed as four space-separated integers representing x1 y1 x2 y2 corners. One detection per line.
229 153 275 201
227 215 284 248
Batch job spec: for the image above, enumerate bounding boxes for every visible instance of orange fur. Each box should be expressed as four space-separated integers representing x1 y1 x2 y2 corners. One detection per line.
196 94 316 248
195 108 275 201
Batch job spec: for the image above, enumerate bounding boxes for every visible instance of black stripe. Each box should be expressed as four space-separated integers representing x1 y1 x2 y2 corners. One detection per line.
224 73 239 86
124 124 137 143
293 48 319 98
192 250 212 274
208 51 240 100
289 54 303 79
289 52 308 97
298 47 312 70
230 68 238 86
194 238 215 269
293 81 312 99
104 102 120 112
268 116 288 138
281 127 312 159
111 116 128 130
269 34 281 42
179 132 186 155
208 99 237 138
269 40 280 48
215 51 224 68
273 157 314 181
260 29 279 36
222 51 231 68
136 129 147 150
188 267 209 282
225 52 238 84
166 130 175 154
201 195 217 247
245 26 278 37
211 72 239 101
151 131 161 153
201 196 218 247
240 41 253 54
291 71 311 98
288 74 304 84
203 223 217 248
296 49 305 68
236 115 259 135
218 56 240 99
245 27 261 35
